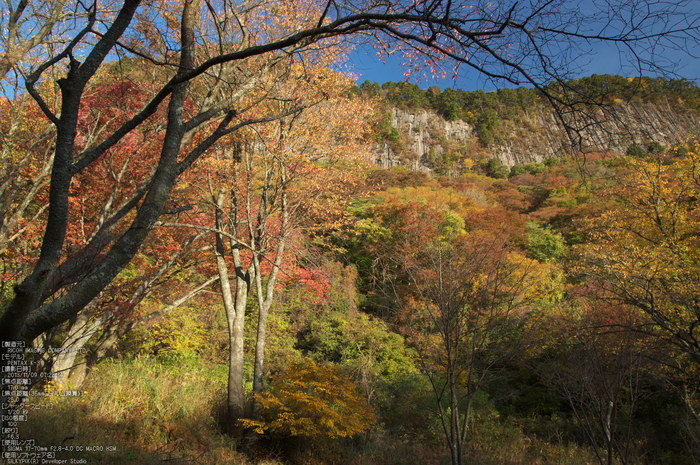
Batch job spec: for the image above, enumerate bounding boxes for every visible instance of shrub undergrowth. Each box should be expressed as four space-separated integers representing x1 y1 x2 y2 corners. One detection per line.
19 353 618 464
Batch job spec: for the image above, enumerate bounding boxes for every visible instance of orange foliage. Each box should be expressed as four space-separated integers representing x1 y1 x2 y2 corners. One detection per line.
242 358 376 440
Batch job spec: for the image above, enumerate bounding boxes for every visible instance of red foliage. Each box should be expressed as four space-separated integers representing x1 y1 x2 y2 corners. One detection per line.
282 266 331 306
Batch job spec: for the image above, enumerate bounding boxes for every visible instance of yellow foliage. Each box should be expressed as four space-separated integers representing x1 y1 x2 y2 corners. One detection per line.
577 141 700 360
242 358 376 440
374 182 481 219
137 306 208 359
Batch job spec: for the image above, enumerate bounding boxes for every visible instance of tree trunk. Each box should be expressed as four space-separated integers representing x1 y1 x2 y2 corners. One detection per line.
52 310 100 388
251 184 287 420
216 258 248 437
604 400 614 465
53 273 217 388
450 363 465 465
213 186 255 437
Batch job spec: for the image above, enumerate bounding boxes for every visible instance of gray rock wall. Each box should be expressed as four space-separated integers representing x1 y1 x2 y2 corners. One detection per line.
373 102 699 170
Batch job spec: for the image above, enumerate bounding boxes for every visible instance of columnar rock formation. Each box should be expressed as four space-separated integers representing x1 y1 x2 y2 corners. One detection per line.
374 102 700 170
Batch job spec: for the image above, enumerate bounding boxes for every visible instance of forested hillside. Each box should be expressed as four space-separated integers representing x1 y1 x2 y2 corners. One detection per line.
363 76 700 171
3 0 700 461
5 65 700 465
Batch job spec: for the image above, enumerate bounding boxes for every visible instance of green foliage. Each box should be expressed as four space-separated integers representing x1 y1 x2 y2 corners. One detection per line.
510 161 546 177
559 74 700 110
526 221 565 262
647 141 666 155
372 76 700 134
544 156 559 167
382 81 429 108
0 284 15 318
374 109 400 143
479 126 494 146
475 108 501 146
601 154 627 167
359 80 381 98
673 144 690 158
261 309 302 375
626 143 647 158
428 149 466 176
509 164 528 177
440 209 466 239
299 311 417 380
486 158 510 178
463 403 532 465
438 88 463 121
298 312 349 362
287 258 418 399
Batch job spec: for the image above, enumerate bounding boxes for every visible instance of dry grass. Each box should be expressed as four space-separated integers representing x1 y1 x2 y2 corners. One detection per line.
18 355 251 464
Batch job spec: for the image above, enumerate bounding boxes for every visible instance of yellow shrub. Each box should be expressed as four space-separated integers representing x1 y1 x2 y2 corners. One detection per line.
244 359 375 440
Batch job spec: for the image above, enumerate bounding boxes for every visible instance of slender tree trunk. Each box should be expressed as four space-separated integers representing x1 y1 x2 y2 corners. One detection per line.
251 178 288 420
604 400 614 465
216 251 247 437
450 362 465 465
251 298 269 421
213 187 250 436
231 270 250 430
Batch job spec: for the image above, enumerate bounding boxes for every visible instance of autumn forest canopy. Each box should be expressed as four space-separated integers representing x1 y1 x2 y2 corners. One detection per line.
2 0 700 464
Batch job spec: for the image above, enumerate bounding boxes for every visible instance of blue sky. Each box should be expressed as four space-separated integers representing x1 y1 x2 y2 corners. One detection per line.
347 41 700 92
348 50 502 91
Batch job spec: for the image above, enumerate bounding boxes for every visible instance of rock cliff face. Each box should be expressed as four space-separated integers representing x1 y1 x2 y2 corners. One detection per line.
374 108 473 171
374 102 700 170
